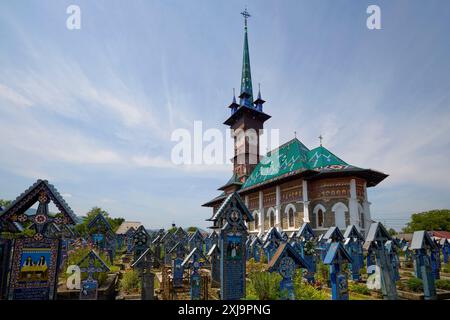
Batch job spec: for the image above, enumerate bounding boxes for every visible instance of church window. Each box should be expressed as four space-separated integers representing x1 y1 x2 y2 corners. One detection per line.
317 209 324 228
288 207 295 228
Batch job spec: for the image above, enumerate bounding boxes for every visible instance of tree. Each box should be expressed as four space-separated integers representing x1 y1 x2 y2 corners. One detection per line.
75 207 124 236
388 228 398 236
402 209 450 233
187 226 198 232
0 199 11 209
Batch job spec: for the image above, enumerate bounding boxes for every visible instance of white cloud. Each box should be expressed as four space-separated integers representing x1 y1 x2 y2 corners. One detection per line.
0 83 33 108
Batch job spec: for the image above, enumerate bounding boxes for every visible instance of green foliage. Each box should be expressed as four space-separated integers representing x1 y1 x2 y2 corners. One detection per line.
120 270 141 293
402 277 423 292
74 207 124 236
388 228 398 236
168 227 177 233
435 279 450 290
348 282 370 295
187 226 198 232
247 258 266 274
0 199 12 208
293 273 328 300
442 263 450 274
245 271 281 300
402 209 450 233
0 228 35 239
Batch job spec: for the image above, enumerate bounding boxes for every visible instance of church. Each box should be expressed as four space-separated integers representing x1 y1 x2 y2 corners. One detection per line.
203 10 388 237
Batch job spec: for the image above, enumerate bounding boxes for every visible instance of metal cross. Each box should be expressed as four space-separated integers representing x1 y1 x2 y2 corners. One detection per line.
241 8 251 27
318 135 323 146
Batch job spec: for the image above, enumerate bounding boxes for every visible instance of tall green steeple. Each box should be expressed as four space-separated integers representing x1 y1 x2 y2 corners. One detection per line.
239 8 254 108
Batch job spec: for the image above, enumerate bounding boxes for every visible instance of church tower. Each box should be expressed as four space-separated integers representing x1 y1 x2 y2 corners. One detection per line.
224 9 271 184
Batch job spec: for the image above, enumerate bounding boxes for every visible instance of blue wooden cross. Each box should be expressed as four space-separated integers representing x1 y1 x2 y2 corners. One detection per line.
207 243 221 287
411 231 437 300
364 222 397 300
385 240 400 282
168 241 188 288
181 247 208 300
296 223 317 283
431 238 441 280
268 243 309 300
343 225 365 281
441 238 450 264
323 242 352 300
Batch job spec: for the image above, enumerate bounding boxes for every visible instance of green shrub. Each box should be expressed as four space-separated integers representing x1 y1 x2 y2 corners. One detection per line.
120 270 140 293
405 277 423 292
245 271 281 300
349 282 370 295
435 279 450 290
294 273 328 300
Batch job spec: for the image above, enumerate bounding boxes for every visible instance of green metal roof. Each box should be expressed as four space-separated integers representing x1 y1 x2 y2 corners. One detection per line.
242 138 356 189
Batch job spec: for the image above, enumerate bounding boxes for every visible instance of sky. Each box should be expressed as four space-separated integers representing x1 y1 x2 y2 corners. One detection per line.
0 0 449 231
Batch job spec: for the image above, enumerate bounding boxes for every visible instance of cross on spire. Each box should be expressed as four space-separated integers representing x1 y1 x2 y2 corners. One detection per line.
294 131 297 139
318 134 323 146
241 8 251 28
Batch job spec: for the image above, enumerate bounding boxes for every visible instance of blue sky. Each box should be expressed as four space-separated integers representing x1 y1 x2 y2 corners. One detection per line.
1 0 449 230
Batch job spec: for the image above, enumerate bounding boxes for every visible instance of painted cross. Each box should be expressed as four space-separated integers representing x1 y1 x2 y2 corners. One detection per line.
76 250 110 300
188 229 205 253
323 242 352 300
385 240 400 282
160 231 177 265
168 241 188 288
133 225 150 262
431 238 441 280
250 237 263 262
131 247 155 300
363 222 397 300
320 227 344 263
207 243 221 287
0 180 77 300
441 238 450 264
343 225 365 281
87 213 113 251
125 227 136 254
296 223 317 283
208 192 253 300
410 231 437 300
268 243 309 300
181 247 208 300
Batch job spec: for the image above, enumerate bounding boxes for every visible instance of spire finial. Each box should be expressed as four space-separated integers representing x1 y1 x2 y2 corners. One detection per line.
241 7 251 28
257 83 261 99
318 134 323 146
294 131 297 139
232 88 236 103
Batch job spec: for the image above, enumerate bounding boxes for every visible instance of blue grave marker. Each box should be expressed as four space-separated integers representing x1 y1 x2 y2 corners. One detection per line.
188 229 205 253
208 192 253 300
363 222 398 300
207 244 221 287
343 225 365 281
431 238 441 280
168 242 188 288
250 237 263 262
323 242 352 300
133 225 150 262
441 238 450 264
385 240 400 282
131 247 155 300
181 247 208 300
411 231 437 300
268 243 309 300
77 250 110 300
296 223 317 283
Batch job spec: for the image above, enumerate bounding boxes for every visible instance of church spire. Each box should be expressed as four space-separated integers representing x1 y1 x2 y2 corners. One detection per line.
239 8 254 108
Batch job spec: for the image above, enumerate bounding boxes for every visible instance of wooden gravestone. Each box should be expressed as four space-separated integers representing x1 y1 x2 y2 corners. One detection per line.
410 231 437 300
208 192 253 300
168 241 188 288
125 227 136 254
385 240 400 282
343 225 365 281
296 223 317 283
181 247 208 300
188 230 205 253
0 180 77 300
441 238 450 264
160 231 176 265
324 242 352 300
364 222 397 300
250 237 263 262
431 238 441 280
131 247 155 300
133 225 150 262
151 234 162 269
207 243 220 287
87 213 113 251
268 243 309 300
77 250 110 300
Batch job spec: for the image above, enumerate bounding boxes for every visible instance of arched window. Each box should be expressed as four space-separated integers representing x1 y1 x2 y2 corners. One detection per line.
313 204 326 229
266 207 276 228
288 208 295 228
253 211 259 230
317 209 324 228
